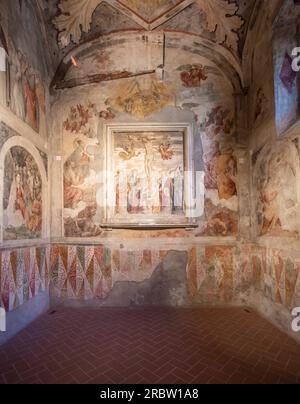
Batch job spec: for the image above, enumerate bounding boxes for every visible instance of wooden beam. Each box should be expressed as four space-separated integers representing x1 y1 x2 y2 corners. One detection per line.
54 69 156 90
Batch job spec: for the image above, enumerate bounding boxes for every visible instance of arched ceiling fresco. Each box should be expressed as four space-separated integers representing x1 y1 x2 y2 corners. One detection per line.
36 0 257 66
115 0 185 22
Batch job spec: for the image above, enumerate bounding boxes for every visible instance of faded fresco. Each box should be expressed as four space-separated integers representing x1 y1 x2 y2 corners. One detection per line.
58 41 239 237
119 0 181 21
62 100 114 237
63 137 102 238
253 141 299 237
111 131 184 222
48 243 300 310
273 0 300 136
177 64 208 88
3 146 43 240
198 105 238 236
0 246 50 312
251 246 300 310
253 87 270 128
107 76 174 119
8 45 46 132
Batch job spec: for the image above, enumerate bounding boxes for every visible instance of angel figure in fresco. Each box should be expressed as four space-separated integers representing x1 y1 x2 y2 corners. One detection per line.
179 64 208 88
159 142 174 160
119 136 140 161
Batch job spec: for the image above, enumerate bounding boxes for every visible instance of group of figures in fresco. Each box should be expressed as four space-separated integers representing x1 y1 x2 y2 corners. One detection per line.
60 53 241 237
3 146 42 240
114 132 184 217
0 22 47 241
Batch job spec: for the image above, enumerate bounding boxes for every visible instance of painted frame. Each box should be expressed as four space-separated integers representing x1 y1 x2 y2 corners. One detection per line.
103 123 199 229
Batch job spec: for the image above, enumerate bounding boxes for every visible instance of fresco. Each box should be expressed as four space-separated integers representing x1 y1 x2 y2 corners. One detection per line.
63 102 99 138
107 76 174 119
198 105 238 236
119 0 182 21
253 142 299 237
0 121 18 149
253 87 269 128
251 246 300 310
51 0 244 53
273 2 300 136
63 102 115 138
63 137 102 237
9 46 45 132
111 131 185 222
58 44 240 238
3 146 43 240
50 245 112 300
51 243 299 308
0 246 50 312
177 64 208 88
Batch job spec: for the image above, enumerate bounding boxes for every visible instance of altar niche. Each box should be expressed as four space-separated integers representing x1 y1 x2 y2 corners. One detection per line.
103 123 199 229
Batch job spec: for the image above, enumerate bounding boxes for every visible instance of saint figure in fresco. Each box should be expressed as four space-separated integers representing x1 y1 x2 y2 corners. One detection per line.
64 160 84 209
260 190 280 235
22 66 38 131
127 171 143 214
15 172 29 224
173 166 184 210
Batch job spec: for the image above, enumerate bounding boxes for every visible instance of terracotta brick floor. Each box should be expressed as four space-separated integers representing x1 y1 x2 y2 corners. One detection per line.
0 307 300 384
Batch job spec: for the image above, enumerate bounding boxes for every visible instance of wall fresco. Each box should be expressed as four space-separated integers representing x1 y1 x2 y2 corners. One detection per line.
57 43 239 238
251 246 300 310
112 131 185 221
119 0 181 21
3 146 43 240
107 76 174 119
63 138 102 237
273 0 300 136
0 246 50 312
198 105 238 236
49 244 254 306
253 141 299 237
9 46 46 133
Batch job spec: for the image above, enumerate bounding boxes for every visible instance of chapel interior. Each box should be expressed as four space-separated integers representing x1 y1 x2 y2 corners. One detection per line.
0 0 300 385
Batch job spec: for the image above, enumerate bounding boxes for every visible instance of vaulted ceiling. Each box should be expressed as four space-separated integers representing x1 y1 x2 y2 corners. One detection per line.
36 0 257 77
